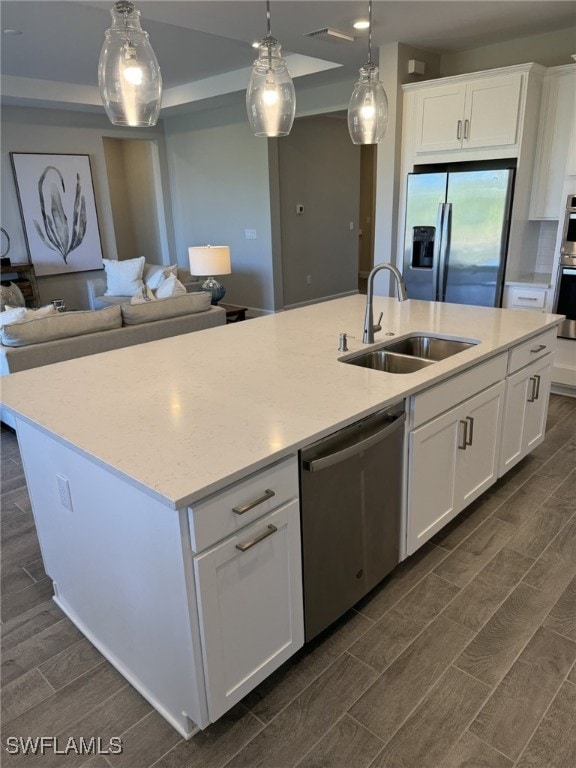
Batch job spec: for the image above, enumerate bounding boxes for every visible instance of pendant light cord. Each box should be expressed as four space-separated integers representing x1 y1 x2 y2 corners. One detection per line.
367 0 374 67
266 0 272 37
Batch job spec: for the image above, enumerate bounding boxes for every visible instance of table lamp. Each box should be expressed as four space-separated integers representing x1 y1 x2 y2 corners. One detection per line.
188 245 231 305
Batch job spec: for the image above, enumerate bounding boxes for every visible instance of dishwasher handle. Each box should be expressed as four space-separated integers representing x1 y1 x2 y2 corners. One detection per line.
302 412 406 472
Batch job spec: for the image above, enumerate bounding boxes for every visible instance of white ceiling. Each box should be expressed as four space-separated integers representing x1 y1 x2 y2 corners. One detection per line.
1 1 575 116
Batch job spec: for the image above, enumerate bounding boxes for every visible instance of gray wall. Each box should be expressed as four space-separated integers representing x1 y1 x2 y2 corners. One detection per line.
163 103 276 312
0 107 174 310
440 27 576 76
277 114 360 307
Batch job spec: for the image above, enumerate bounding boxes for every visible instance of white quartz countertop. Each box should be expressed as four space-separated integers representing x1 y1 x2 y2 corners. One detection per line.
1 296 563 508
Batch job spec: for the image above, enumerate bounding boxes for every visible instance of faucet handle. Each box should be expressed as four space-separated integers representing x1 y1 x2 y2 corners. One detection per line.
374 312 383 332
338 332 354 352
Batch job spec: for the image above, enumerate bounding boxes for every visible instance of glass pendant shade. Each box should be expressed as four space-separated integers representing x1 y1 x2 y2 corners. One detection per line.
348 64 389 145
246 37 295 137
98 1 162 127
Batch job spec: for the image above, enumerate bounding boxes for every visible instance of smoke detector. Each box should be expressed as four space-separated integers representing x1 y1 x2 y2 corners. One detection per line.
304 28 355 42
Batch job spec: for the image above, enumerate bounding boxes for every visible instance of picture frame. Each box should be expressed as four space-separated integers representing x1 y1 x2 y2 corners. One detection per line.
10 152 104 276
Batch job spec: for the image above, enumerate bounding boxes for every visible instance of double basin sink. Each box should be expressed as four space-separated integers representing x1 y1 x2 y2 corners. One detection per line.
342 334 478 374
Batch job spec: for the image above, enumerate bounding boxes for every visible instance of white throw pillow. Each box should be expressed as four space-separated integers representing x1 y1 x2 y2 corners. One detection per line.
0 306 27 328
143 263 178 290
1 304 58 327
130 285 157 304
103 257 145 296
155 274 187 299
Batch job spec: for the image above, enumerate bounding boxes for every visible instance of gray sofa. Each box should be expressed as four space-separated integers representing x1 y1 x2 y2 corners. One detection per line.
1 295 226 427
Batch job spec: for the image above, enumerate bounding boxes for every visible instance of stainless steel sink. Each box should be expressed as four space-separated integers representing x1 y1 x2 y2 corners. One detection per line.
340 333 478 374
344 351 435 373
383 335 477 360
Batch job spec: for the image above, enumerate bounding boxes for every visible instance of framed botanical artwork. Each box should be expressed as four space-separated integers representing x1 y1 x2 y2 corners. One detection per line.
10 152 104 276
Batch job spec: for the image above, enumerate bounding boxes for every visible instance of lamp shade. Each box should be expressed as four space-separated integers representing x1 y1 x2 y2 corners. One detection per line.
188 246 231 277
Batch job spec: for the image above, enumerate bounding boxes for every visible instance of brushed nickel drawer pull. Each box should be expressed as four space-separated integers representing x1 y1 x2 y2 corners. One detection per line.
457 120 463 140
534 374 541 401
530 344 546 353
518 296 538 301
233 488 275 515
235 524 278 552
458 420 468 450
466 416 474 446
464 119 470 139
527 376 537 403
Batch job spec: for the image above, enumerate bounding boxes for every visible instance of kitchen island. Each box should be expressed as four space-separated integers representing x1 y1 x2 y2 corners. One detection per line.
0 296 564 737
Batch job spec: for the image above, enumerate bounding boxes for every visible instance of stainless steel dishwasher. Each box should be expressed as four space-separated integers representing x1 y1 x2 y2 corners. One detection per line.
299 403 405 642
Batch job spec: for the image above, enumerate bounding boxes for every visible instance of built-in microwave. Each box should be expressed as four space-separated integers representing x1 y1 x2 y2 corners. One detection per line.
560 194 576 258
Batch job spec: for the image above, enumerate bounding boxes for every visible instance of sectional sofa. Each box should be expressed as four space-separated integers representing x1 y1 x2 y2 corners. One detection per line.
0 293 226 427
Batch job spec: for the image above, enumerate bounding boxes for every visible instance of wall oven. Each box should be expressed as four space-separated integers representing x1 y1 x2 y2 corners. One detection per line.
555 259 576 340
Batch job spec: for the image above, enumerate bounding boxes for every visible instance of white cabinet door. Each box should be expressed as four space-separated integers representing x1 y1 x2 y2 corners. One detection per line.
523 355 552 452
194 499 303 722
530 67 576 219
407 406 461 555
457 382 505 507
464 74 522 149
407 382 504 555
413 72 522 155
414 83 466 153
499 353 553 474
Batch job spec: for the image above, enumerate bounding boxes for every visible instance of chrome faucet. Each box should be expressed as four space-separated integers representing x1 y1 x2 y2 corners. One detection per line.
362 263 408 344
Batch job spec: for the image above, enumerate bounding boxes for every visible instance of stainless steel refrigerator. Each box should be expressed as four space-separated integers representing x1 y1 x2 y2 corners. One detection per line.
402 167 515 307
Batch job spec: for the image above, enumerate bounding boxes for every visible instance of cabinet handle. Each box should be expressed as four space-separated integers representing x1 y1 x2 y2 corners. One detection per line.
519 296 539 301
527 376 537 403
464 119 470 139
233 488 275 515
530 344 546 353
458 420 468 450
235 524 278 552
457 120 463 140
466 416 474 446
533 374 541 401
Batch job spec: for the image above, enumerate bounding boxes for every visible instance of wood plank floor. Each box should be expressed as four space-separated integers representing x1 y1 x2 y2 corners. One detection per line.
1 394 575 768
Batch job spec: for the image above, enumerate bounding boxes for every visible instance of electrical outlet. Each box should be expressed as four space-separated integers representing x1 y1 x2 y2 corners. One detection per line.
56 473 73 511
306 274 312 285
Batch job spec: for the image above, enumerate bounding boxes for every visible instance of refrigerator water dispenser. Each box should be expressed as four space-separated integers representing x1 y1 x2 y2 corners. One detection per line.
411 226 435 269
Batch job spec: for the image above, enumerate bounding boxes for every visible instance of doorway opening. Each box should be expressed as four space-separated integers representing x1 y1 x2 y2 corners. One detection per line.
102 138 170 265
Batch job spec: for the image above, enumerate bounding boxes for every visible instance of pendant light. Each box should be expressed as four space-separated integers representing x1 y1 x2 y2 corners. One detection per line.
246 0 296 137
98 1 162 127
347 0 388 145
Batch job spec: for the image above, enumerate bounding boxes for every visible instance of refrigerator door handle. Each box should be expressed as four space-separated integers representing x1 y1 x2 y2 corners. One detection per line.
433 203 445 301
437 203 452 302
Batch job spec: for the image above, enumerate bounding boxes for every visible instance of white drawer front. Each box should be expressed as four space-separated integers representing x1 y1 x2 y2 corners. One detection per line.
410 353 508 429
507 287 547 310
188 456 298 552
507 328 558 374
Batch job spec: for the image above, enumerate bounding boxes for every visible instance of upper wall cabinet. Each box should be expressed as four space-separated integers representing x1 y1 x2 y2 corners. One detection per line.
529 64 576 220
412 73 522 155
402 64 544 164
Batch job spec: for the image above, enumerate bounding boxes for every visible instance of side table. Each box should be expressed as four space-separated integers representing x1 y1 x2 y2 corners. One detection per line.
0 262 40 308
219 303 247 323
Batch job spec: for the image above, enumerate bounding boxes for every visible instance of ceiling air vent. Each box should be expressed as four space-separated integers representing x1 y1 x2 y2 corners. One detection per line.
304 28 355 42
